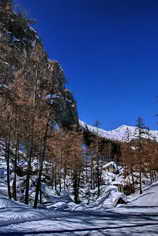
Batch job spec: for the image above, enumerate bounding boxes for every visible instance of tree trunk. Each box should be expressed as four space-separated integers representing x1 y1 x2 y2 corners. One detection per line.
73 171 80 203
139 170 142 194
5 138 11 199
24 143 33 204
34 121 49 208
12 137 19 200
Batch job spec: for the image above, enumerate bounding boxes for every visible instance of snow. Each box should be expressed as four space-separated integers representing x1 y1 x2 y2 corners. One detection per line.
29 26 40 40
0 195 28 209
40 185 73 209
86 186 127 209
0 182 157 235
0 139 157 235
80 120 158 142
128 181 158 207
102 161 117 169
0 191 157 235
0 84 8 89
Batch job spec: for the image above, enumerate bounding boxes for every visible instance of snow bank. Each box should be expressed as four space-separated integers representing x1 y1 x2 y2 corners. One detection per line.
62 186 127 212
129 182 158 207
40 185 73 209
0 194 28 209
88 186 127 210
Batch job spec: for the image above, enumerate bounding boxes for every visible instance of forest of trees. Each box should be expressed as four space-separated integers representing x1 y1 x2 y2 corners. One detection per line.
121 117 158 195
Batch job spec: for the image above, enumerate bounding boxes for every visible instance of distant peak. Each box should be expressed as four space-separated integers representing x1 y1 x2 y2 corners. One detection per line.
114 125 132 131
79 120 158 142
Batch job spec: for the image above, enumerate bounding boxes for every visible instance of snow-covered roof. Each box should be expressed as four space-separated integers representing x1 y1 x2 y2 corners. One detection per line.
102 161 117 169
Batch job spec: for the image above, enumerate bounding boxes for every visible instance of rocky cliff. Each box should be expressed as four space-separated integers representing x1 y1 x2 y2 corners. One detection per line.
0 1 78 129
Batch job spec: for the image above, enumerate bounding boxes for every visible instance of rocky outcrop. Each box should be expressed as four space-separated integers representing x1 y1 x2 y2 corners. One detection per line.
0 1 78 129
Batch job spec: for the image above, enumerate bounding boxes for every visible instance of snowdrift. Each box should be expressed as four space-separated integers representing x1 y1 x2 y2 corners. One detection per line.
0 194 28 209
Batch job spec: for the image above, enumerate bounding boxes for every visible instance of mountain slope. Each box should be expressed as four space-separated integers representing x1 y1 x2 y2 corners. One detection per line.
80 120 158 142
0 2 78 129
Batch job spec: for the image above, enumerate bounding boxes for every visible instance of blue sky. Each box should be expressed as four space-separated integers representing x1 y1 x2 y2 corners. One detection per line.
15 0 158 130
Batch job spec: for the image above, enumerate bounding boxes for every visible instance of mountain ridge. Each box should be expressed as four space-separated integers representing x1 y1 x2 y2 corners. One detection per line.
79 120 158 142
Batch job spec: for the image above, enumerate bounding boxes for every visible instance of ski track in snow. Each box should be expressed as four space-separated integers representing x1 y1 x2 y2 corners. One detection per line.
0 211 158 236
0 190 158 236
0 183 158 235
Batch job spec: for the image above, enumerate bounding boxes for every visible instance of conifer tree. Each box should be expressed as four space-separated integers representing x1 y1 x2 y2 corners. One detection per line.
134 117 147 194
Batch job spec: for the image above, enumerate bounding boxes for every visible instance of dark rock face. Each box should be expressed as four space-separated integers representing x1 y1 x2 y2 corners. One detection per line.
47 61 79 129
0 3 78 129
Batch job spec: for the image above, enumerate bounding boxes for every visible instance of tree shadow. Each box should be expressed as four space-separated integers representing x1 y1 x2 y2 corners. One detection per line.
0 206 158 235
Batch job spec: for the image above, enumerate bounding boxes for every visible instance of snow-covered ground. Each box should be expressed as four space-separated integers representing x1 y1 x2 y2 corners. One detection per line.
80 120 158 141
0 138 157 235
0 182 158 235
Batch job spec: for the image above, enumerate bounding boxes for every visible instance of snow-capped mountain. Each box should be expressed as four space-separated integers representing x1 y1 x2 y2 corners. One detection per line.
79 120 158 142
